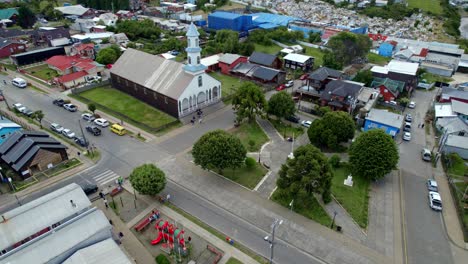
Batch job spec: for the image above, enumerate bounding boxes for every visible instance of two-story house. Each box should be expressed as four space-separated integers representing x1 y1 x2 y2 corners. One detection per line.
31 27 71 47
248 51 282 69
370 77 405 102
371 60 419 94
69 43 95 59
320 80 363 112
307 67 343 91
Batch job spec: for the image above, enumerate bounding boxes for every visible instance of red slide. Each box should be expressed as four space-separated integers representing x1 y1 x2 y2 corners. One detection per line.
151 232 164 245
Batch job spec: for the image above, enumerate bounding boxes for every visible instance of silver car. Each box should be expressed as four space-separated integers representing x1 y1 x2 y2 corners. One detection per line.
50 123 64 133
61 129 76 139
427 179 438 192
429 191 442 211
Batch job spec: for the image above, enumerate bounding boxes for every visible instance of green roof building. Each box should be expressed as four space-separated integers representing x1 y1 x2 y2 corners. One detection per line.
0 8 19 20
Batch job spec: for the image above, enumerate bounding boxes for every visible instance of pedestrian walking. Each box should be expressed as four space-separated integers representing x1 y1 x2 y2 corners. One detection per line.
118 232 124 244
190 119 195 125
109 219 113 225
199 117 203 124
418 123 421 128
2 80 6 85
166 194 171 202
421 123 425 128
104 198 108 209
99 192 105 199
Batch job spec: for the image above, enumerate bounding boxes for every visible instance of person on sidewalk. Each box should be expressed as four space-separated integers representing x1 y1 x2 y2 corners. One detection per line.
104 198 108 209
118 232 124 244
166 194 171 203
99 191 105 199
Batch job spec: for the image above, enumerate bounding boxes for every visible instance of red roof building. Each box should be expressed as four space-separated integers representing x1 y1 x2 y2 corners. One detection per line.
57 70 88 83
46 55 96 75
368 33 388 42
70 43 95 59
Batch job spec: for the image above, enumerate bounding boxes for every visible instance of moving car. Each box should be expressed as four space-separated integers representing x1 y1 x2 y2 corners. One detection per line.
82 113 95 122
61 129 75 139
80 183 98 195
421 148 432 162
74 137 88 147
286 115 300 123
405 114 412 122
301 120 312 128
403 132 411 141
53 99 65 106
12 77 27 88
50 123 64 133
86 125 102 136
428 191 442 211
276 84 286 91
285 80 294 87
427 179 438 192
63 104 77 112
110 124 127 136
408 101 416 109
94 118 109 127
85 76 102 83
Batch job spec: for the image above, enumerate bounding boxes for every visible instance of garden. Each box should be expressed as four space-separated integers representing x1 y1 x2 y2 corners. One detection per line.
23 64 59 81
208 72 243 99
230 121 269 152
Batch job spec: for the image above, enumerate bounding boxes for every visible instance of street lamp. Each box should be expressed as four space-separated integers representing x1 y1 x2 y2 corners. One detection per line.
289 199 294 212
330 211 337 229
7 177 15 192
264 219 283 264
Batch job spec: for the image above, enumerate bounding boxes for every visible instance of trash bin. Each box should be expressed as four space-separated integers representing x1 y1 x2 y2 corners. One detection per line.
336 226 342 232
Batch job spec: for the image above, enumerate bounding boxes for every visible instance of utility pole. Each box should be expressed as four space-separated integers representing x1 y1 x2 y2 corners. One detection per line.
78 119 89 152
264 219 283 264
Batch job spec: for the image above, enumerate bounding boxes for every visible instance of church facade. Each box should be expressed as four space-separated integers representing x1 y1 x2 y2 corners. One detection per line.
109 23 222 118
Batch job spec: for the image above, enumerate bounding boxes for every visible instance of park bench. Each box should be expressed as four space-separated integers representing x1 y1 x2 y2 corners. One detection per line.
134 210 160 232
110 186 123 197
207 245 223 264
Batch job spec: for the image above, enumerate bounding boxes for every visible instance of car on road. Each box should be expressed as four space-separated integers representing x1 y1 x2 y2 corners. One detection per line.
286 115 300 123
285 80 294 88
299 74 309 80
11 77 27 88
403 122 411 132
408 101 416 108
22 107 34 117
427 179 439 192
80 183 98 195
63 104 77 112
421 148 432 162
13 103 26 113
82 113 95 122
301 120 312 128
428 191 442 211
50 123 64 133
405 114 412 122
74 137 88 147
94 118 109 127
276 84 286 91
403 132 411 141
86 125 102 136
61 129 76 139
53 99 65 106
110 124 127 136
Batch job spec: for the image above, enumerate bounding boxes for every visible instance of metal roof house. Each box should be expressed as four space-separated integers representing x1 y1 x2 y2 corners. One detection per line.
0 117 21 144
0 131 68 179
248 51 282 69
364 109 404 138
443 135 468 159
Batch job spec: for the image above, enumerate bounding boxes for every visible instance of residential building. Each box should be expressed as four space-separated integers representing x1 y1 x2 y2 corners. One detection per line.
370 77 405 102
439 86 468 103
307 66 343 90
371 60 419 93
71 32 115 43
378 42 395 57
320 80 363 112
110 23 222 118
45 55 99 75
98 12 118 27
0 37 25 58
421 53 459 77
218 53 247 75
0 131 68 179
54 5 95 19
283 53 314 71
434 103 457 120
70 18 96 33
31 27 71 47
451 99 468 122
230 62 286 84
442 135 468 159
10 46 66 66
109 33 129 46
69 43 95 59
201 54 222 72
0 28 29 40
249 51 282 69
436 117 468 136
0 117 21 144
0 8 18 23
457 54 468 73
364 108 404 138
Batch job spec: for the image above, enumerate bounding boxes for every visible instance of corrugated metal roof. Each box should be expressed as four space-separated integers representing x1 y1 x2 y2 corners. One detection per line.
54 5 89 16
445 135 468 149
366 109 403 129
451 100 468 116
249 51 277 66
309 67 343 81
434 103 456 118
218 53 240 65
62 238 132 264
201 54 221 67
284 53 312 63
252 67 280 81
436 117 468 134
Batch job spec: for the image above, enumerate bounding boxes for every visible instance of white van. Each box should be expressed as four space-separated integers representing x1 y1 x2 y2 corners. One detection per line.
12 78 27 88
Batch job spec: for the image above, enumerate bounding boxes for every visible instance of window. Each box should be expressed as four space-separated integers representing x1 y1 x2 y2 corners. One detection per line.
116 76 120 83
188 57 191 64
198 76 202 87
197 56 200 64
195 39 199 46
165 97 168 104
47 35 52 40
143 87 147 95
125 79 128 86
153 92 157 99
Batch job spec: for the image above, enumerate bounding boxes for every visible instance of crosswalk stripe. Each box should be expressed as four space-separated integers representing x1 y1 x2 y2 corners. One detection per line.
98 174 120 186
93 171 115 181
92 170 120 185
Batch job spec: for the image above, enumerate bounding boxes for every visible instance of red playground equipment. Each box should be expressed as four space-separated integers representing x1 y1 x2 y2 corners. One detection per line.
150 219 187 253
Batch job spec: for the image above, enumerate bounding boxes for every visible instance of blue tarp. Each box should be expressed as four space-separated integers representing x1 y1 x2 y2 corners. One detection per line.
258 23 279 30
247 12 300 27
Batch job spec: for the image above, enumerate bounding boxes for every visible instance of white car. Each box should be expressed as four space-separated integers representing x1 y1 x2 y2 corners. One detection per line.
61 129 76 139
12 77 27 88
403 132 411 141
63 104 77 112
82 113 95 122
427 179 438 192
13 103 26 113
408 101 416 109
50 123 64 133
301 120 312 128
94 118 109 127
429 191 442 211
285 80 294 87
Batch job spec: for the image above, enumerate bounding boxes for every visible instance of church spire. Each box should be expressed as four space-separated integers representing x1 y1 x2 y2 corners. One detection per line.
183 23 207 74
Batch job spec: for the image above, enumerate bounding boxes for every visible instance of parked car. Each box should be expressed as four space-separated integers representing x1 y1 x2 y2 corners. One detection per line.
285 80 294 88
63 104 77 112
94 118 109 127
22 107 34 117
301 120 312 128
74 137 88 147
405 114 412 122
80 183 98 195
276 84 286 91
85 76 102 83
82 113 96 122
421 148 432 162
403 132 411 141
170 50 179 56
13 103 26 113
408 101 416 109
286 115 300 123
11 77 27 88
53 99 65 106
86 125 102 136
110 124 127 136
428 191 442 211
299 74 309 80
50 123 64 133
427 179 438 192
62 129 76 139
403 122 411 132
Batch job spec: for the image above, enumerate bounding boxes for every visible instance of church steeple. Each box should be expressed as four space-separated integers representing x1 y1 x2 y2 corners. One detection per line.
183 23 207 74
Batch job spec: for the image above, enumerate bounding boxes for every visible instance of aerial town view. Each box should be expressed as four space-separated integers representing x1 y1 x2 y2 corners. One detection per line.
0 0 468 263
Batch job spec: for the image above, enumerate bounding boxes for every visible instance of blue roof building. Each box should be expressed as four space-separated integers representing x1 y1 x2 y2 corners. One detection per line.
0 117 21 144
378 42 395 57
247 13 300 27
208 11 253 32
364 109 403 138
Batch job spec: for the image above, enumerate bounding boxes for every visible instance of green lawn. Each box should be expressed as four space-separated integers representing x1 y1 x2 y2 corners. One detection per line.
269 119 304 138
368 53 390 66
408 0 443 15
226 258 243 264
331 165 370 228
208 72 243 98
303 46 325 69
271 188 332 226
231 121 269 152
254 43 283 55
221 163 268 189
23 64 59 80
421 72 453 84
78 86 177 128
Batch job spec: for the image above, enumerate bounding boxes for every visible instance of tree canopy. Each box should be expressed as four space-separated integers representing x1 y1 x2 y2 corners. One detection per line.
204 30 254 56
18 5 36 29
232 82 267 123
352 69 373 87
77 0 129 11
308 111 355 149
96 45 122 65
322 50 343 70
276 144 333 199
112 19 161 41
349 129 399 180
129 164 166 196
192 130 247 173
267 91 296 119
327 32 372 66
360 4 416 21
308 32 322 44
247 27 304 46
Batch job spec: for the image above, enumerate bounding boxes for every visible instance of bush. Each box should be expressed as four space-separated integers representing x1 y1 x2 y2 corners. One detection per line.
155 254 170 264
245 157 256 169
322 189 332 204
63 99 71 104
329 154 341 168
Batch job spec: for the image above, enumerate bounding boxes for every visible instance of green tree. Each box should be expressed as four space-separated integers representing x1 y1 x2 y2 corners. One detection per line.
276 144 333 201
308 32 322 43
349 129 399 180
327 32 371 66
232 82 266 123
308 111 355 149
267 91 296 119
88 103 97 114
129 164 166 195
192 130 247 173
352 69 373 87
96 47 120 65
31 110 44 128
18 5 37 29
322 50 343 70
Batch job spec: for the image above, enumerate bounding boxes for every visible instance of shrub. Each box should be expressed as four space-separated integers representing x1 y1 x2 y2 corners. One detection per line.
63 99 71 104
245 157 256 169
322 189 332 204
329 154 341 168
155 254 170 264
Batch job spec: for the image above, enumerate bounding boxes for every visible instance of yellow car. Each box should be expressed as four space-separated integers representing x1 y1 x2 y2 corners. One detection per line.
110 124 127 136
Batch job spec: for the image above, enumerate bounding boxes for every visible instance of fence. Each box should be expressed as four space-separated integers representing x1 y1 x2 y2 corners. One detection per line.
0 109 35 131
72 80 111 93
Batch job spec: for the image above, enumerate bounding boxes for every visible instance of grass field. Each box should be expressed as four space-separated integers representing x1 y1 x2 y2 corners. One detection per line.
254 43 283 55
208 72 243 98
407 0 443 15
269 119 304 138
23 64 59 80
221 163 268 189
231 121 269 152
368 53 391 66
79 86 177 128
421 72 454 84
331 165 370 228
226 258 243 264
303 46 325 68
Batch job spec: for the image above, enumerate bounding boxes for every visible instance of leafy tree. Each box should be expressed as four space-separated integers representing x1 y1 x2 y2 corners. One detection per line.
129 164 166 195
322 50 343 70
267 91 296 119
114 19 161 41
308 111 355 149
328 154 341 168
88 103 97 114
349 129 399 180
32 110 44 128
276 144 333 201
352 69 373 87
232 82 266 123
308 32 322 43
192 130 246 173
18 5 37 29
327 32 371 66
96 45 122 65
